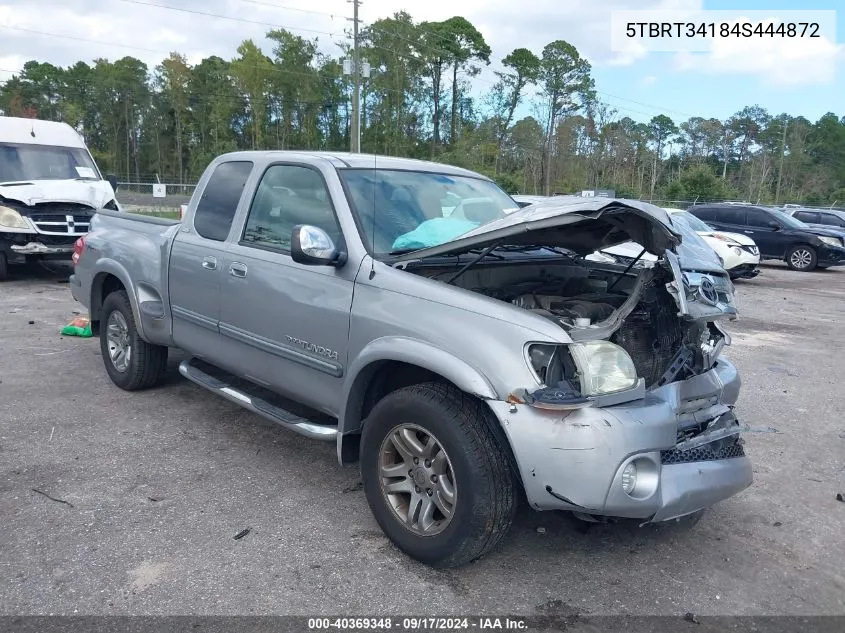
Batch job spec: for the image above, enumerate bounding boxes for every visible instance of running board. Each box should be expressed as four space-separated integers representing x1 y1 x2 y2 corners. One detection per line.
178 358 338 441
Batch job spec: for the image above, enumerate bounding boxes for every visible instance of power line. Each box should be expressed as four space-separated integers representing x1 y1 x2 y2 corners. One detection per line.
1 4 696 123
116 0 343 39
239 0 345 19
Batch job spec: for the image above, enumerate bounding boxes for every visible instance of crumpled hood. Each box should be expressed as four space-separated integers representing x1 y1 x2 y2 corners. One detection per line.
393 196 683 262
0 179 115 210
394 196 727 273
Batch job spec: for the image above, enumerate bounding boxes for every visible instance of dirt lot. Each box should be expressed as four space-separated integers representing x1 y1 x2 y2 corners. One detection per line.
0 263 843 617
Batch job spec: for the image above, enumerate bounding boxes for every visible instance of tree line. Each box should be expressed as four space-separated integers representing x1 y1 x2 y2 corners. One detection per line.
1 11 843 206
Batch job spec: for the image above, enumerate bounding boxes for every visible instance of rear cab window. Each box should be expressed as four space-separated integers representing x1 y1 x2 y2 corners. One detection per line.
193 161 254 241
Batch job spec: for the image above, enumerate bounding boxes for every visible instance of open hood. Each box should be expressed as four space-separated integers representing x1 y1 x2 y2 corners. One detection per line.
0 179 115 210
392 197 683 262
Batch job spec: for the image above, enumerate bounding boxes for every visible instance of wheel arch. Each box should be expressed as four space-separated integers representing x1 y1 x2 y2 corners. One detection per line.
89 262 142 338
337 337 500 464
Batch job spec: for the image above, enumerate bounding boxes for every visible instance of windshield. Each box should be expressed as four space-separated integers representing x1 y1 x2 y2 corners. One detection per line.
771 209 810 229
0 143 101 184
339 169 519 256
672 211 713 233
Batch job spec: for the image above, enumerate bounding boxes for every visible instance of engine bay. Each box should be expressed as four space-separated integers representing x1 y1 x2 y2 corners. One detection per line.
409 254 726 389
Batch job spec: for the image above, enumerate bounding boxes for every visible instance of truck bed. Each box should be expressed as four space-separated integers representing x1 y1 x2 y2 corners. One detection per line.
71 208 182 347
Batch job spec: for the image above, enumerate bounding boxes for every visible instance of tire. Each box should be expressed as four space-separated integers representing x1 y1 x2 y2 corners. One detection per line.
100 290 168 390
0 252 8 281
360 382 518 568
786 245 817 271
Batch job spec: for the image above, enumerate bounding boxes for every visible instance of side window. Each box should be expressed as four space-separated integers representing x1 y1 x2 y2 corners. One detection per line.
819 213 845 227
795 210 819 223
241 164 342 253
747 208 775 227
716 207 745 224
194 161 253 241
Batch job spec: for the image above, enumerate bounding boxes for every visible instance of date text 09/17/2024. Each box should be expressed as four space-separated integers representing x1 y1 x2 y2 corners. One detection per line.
307 617 528 630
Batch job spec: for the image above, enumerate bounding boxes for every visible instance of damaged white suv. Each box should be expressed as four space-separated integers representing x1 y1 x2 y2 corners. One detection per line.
72 153 752 568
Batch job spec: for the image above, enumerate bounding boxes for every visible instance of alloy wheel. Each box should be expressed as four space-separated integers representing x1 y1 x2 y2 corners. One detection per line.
378 424 457 536
106 311 131 372
790 248 813 270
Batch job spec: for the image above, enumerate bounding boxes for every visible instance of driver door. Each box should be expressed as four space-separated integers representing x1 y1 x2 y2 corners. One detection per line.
216 161 354 416
744 208 786 258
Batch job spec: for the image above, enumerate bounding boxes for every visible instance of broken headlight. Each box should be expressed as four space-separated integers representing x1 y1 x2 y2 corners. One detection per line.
526 341 639 400
682 271 734 308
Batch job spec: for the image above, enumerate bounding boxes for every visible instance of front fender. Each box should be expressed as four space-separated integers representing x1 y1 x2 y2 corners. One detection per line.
339 336 499 440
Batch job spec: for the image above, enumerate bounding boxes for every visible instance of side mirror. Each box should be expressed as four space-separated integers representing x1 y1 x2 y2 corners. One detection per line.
767 221 780 230
291 225 345 267
105 174 119 192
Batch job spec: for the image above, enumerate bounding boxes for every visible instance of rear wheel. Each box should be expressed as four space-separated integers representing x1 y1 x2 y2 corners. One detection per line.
100 290 168 390
360 382 517 568
786 245 816 271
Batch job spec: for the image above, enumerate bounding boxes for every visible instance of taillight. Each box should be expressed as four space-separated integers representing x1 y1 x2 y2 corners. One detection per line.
72 236 85 266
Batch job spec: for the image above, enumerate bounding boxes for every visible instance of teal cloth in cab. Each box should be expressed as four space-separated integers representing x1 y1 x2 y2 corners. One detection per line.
392 217 479 251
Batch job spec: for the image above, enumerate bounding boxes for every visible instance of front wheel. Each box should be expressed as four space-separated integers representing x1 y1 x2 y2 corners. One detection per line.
360 382 517 568
786 245 817 271
100 290 168 390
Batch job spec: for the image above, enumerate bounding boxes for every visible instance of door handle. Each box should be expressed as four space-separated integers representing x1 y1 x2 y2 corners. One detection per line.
744 230 754 234
201 256 218 270
229 262 248 278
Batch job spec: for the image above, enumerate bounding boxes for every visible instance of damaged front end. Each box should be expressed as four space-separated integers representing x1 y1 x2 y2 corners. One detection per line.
396 197 752 521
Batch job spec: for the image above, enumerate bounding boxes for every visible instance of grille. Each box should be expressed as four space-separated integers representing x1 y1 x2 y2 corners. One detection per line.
741 245 759 255
661 440 746 465
28 212 92 235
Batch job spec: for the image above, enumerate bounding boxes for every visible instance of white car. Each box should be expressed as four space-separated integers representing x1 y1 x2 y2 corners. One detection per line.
512 196 758 278
665 208 760 279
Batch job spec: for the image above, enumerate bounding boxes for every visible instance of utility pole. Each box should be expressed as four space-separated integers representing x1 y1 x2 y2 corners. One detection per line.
774 116 788 204
348 0 361 153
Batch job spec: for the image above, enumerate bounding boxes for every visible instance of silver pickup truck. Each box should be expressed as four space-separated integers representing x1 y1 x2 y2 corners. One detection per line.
71 151 753 568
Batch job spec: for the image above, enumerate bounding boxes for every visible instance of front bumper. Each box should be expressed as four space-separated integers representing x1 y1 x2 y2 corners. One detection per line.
489 358 752 521
10 242 74 255
818 244 845 267
727 263 760 279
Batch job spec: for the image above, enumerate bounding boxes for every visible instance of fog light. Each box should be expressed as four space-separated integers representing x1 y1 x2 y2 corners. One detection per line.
621 462 637 495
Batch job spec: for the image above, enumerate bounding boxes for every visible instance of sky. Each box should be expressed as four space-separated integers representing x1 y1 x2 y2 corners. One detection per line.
0 0 842 126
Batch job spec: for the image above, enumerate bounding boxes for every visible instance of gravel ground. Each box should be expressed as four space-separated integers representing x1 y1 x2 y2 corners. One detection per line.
0 262 843 617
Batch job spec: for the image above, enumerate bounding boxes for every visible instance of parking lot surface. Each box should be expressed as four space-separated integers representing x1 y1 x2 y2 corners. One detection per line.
1 263 843 616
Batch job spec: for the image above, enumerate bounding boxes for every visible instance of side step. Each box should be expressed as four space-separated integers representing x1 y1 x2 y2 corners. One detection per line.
178 358 338 441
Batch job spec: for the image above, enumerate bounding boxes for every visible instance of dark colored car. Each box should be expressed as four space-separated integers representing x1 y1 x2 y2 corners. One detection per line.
782 208 845 241
687 204 845 271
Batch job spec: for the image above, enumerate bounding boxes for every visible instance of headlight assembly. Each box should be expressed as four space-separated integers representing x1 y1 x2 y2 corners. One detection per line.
0 206 31 230
568 341 639 396
521 341 640 409
819 236 843 248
